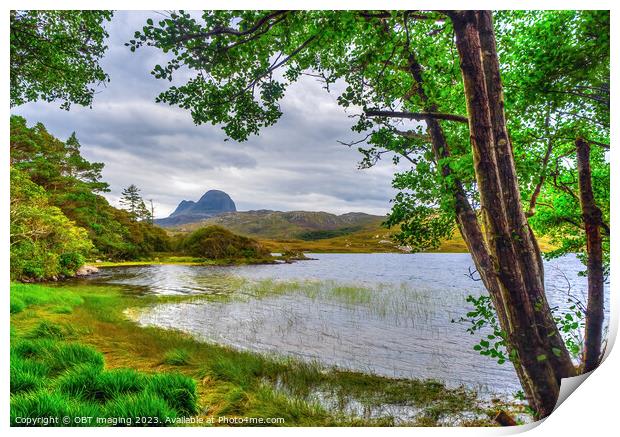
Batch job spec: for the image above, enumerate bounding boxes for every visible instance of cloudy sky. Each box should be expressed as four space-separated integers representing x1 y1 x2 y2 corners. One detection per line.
12 11 409 218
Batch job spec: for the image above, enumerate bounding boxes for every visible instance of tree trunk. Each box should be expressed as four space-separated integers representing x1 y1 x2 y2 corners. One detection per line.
448 10 576 418
476 10 577 380
575 137 605 372
404 48 532 407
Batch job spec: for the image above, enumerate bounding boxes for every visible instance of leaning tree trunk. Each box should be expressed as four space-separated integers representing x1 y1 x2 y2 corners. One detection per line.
404 49 530 392
448 10 576 418
575 137 605 372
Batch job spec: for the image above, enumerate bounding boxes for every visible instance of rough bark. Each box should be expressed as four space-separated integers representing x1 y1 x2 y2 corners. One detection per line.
404 49 532 398
364 109 468 123
476 10 576 380
449 10 576 418
575 137 605 372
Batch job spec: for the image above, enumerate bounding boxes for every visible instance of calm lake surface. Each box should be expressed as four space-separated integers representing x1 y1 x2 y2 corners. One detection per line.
85 253 609 398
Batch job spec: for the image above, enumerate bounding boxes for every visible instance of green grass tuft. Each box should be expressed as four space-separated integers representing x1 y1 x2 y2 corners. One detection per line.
10 297 26 314
10 354 50 394
10 391 71 426
247 385 327 425
146 373 199 416
10 390 104 427
12 339 105 376
52 305 74 314
28 321 66 339
11 339 58 359
58 365 147 403
207 351 272 388
11 339 198 425
96 369 148 400
47 342 105 374
104 392 177 426
162 348 191 366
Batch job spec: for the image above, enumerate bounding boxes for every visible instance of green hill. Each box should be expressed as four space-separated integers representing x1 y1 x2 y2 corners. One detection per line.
164 210 555 254
168 210 386 240
165 210 467 253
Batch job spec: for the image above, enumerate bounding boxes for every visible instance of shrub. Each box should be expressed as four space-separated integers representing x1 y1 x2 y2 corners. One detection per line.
10 168 92 281
59 252 86 276
178 226 270 260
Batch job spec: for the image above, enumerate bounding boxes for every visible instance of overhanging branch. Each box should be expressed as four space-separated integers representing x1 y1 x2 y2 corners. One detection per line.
365 109 468 123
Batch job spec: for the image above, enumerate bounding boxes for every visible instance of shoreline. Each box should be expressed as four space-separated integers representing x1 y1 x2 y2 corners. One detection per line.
10 281 529 426
90 250 467 269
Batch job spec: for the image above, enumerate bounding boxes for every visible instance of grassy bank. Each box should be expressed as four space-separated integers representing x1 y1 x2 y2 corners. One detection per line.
94 255 276 268
10 282 521 427
260 231 555 254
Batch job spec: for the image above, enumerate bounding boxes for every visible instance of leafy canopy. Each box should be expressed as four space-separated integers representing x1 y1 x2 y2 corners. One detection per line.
131 10 609 264
10 167 92 279
10 10 113 109
10 116 171 267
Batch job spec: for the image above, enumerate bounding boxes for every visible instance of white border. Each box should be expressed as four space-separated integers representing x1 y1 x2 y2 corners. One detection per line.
2 2 617 436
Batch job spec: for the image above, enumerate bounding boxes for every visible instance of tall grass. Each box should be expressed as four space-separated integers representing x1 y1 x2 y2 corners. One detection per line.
10 338 199 426
10 281 499 426
10 283 84 313
217 278 439 323
162 348 191 366
104 392 177 426
145 373 198 416
10 353 49 394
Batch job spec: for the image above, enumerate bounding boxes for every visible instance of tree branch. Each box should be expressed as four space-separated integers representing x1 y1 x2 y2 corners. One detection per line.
392 128 431 140
364 109 468 123
174 11 289 42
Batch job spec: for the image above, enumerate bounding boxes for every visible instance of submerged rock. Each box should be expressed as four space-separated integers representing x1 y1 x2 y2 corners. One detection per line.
75 265 99 276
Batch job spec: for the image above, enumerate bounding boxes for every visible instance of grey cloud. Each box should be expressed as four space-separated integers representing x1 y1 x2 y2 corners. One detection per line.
11 11 408 218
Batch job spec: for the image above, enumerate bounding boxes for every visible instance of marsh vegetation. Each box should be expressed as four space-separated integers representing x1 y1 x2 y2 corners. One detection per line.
10 279 519 427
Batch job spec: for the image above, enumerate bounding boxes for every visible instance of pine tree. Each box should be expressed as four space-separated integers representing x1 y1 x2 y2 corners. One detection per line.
119 184 149 222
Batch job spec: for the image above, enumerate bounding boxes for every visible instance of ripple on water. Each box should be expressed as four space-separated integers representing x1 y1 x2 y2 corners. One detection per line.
92 253 608 399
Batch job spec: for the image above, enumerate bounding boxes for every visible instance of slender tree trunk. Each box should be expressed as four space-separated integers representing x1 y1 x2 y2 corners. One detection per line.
575 137 605 372
448 10 575 418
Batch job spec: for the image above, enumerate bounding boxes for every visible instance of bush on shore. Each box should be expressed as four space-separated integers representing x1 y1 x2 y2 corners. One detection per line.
177 226 271 260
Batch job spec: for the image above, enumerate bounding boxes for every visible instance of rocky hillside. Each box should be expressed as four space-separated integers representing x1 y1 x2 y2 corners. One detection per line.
155 190 237 226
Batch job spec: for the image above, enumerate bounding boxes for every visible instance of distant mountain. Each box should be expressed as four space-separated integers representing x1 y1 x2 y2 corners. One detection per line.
163 209 386 240
155 190 237 226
